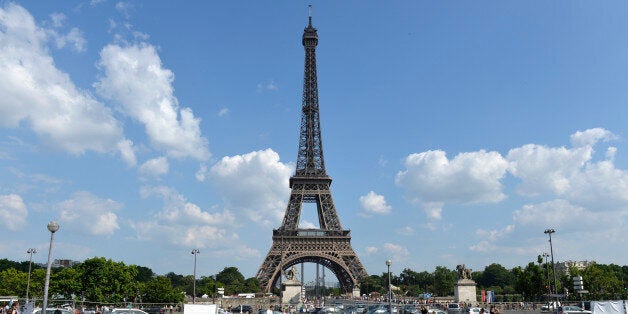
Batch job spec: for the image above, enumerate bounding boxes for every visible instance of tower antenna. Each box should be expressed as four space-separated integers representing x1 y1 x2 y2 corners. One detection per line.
308 5 312 26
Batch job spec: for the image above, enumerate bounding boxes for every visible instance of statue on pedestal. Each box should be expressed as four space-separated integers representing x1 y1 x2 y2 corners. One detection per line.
284 266 298 281
456 264 472 280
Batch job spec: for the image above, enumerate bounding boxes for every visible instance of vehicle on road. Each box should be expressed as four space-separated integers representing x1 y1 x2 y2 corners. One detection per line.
428 309 446 314
466 308 482 314
555 306 591 314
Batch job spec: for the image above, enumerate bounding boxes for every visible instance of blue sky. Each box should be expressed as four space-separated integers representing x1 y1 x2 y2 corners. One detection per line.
1 0 627 282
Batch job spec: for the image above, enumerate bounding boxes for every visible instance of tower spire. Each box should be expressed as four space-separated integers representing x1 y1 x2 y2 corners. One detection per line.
308 4 312 27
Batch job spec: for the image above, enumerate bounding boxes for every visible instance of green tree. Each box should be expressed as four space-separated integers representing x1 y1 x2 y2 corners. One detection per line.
133 265 155 283
513 263 544 301
582 264 622 299
215 267 245 295
244 277 261 293
76 257 138 303
433 266 456 296
477 263 513 288
0 268 27 296
52 267 82 299
360 275 383 295
142 276 184 303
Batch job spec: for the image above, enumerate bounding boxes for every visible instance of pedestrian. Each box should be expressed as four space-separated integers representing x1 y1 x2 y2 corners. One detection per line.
8 302 19 314
266 306 273 314
421 306 428 314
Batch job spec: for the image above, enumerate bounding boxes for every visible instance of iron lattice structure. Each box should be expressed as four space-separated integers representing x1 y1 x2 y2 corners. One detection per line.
256 15 368 293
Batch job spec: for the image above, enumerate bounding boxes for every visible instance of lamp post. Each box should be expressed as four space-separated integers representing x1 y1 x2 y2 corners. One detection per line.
386 260 392 314
26 248 38 302
43 221 60 312
191 249 200 304
543 252 550 301
544 229 558 300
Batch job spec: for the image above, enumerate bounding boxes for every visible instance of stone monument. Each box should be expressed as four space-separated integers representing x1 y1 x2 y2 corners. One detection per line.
454 264 477 303
281 266 302 305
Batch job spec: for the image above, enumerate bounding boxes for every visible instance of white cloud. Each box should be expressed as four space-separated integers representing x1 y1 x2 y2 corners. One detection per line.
257 79 278 92
512 199 605 231
195 163 208 182
507 128 628 211
365 246 378 254
396 226 415 236
139 156 169 177
359 191 392 215
49 12 66 28
209 149 292 226
475 224 515 241
570 128 616 148
0 4 134 162
53 27 86 52
382 242 410 262
507 144 593 196
57 191 122 236
135 186 236 248
0 194 27 231
95 43 210 161
396 149 508 219
218 107 230 117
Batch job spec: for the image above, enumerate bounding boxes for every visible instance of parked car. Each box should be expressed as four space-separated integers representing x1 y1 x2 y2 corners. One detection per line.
107 309 149 314
34 309 73 314
428 309 446 314
446 304 461 314
555 306 591 314
143 308 165 314
466 308 482 314
542 302 561 313
231 305 252 314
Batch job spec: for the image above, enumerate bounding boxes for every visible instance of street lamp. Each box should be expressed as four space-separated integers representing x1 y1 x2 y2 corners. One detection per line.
43 221 60 312
191 249 200 304
26 248 38 303
386 260 392 314
543 252 550 301
544 229 558 301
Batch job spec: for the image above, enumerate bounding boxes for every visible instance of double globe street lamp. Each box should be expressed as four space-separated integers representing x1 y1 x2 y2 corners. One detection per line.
386 259 392 314
43 221 60 312
544 228 558 301
26 248 38 303
191 249 200 304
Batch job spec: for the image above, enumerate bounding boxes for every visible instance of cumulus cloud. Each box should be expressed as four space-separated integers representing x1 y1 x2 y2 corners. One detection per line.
475 224 515 241
570 128 616 148
135 186 236 248
382 242 410 262
57 191 122 236
0 3 134 163
218 107 230 117
365 246 378 254
396 149 508 219
257 79 278 92
53 27 86 52
511 199 618 233
95 43 210 161
507 128 628 211
396 226 415 236
209 149 293 226
359 191 392 216
139 156 169 177
0 194 27 231
397 128 627 225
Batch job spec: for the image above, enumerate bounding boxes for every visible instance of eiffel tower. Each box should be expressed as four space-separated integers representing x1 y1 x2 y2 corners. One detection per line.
256 11 368 294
